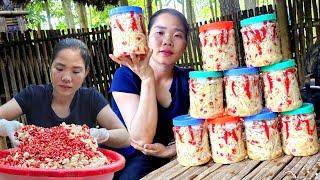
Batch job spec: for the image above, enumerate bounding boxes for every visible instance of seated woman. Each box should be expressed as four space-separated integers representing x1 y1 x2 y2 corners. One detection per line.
109 8 192 179
0 38 130 148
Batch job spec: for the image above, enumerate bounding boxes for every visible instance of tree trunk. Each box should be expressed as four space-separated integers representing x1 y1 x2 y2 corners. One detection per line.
209 0 215 19
77 2 88 29
219 0 240 16
244 0 256 10
43 0 53 29
62 0 75 29
275 0 292 59
146 0 152 20
118 0 128 6
185 0 196 24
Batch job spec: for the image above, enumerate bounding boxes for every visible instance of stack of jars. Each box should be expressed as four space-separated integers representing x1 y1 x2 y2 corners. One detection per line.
173 13 319 166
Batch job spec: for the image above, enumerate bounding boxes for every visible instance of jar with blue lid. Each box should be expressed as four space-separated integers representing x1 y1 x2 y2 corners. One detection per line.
280 103 319 156
243 108 282 160
189 71 224 118
261 59 302 112
172 114 211 166
224 67 262 116
109 6 148 58
240 13 282 67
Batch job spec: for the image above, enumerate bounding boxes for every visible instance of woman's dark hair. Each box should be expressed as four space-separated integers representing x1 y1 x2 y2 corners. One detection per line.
148 8 189 41
52 38 91 69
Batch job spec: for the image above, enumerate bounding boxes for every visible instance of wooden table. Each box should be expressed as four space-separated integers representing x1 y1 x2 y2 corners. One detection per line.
142 153 320 179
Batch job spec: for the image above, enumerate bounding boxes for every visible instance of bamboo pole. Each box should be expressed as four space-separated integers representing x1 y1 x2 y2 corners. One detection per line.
275 0 292 59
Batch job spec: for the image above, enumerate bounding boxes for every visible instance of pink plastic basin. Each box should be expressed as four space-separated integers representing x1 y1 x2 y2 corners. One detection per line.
0 148 125 180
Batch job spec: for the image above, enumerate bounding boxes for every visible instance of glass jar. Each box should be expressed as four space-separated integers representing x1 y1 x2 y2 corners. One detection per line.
280 103 319 156
244 109 282 160
189 71 224 118
240 13 282 67
109 6 148 58
224 67 262 116
199 21 238 71
172 114 211 166
261 59 302 112
208 115 246 164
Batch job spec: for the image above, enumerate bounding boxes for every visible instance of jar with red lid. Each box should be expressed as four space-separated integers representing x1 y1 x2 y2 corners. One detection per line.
240 13 282 67
172 115 211 166
224 67 262 117
280 103 319 156
208 115 246 164
109 6 148 58
244 109 282 160
199 21 238 71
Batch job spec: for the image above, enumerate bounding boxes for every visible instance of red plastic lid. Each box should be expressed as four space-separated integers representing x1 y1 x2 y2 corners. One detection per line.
0 148 125 177
208 114 240 124
199 21 234 32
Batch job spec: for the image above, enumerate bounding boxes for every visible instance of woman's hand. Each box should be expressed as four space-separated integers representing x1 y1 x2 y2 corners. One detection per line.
131 139 176 158
109 50 154 80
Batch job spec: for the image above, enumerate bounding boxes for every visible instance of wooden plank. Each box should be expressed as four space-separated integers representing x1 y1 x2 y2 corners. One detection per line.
282 156 312 180
141 159 179 179
229 160 261 180
273 156 302 179
144 161 190 180
297 153 320 178
304 156 320 179
174 161 215 180
242 160 270 180
250 155 294 180
193 162 223 180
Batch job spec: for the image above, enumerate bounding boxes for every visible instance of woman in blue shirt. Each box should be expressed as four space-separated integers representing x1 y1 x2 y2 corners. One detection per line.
109 8 192 179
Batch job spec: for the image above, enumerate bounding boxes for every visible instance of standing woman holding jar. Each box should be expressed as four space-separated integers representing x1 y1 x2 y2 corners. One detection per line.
109 8 192 179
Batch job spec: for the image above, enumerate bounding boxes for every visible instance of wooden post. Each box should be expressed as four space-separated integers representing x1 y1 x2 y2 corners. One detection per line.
276 0 292 59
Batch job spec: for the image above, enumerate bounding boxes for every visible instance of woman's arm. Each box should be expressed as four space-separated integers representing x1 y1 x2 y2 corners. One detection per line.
110 51 158 145
112 77 157 145
0 99 23 120
96 105 131 148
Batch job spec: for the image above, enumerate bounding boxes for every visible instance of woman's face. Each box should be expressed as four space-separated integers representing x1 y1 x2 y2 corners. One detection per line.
50 48 88 97
148 13 187 66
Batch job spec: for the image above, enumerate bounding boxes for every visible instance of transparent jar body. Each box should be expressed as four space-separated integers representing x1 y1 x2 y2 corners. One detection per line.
199 29 238 71
110 12 148 58
244 118 282 160
189 77 224 118
173 122 211 166
241 21 282 67
208 121 246 164
280 113 319 156
262 67 302 112
225 74 262 116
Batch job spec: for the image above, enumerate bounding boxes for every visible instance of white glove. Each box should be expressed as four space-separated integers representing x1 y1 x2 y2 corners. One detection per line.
89 128 109 144
0 119 23 147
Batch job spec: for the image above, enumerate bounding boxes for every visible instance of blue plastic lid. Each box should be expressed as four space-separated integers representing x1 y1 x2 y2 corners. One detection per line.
189 71 222 78
109 6 143 17
240 13 276 27
244 108 278 121
281 103 314 115
172 114 204 127
261 59 296 72
224 67 259 76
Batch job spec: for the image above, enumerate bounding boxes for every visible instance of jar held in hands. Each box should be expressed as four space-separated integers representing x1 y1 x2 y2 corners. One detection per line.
109 6 149 58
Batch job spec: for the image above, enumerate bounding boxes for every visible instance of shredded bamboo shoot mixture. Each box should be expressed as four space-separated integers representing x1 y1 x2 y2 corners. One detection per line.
0 123 110 169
